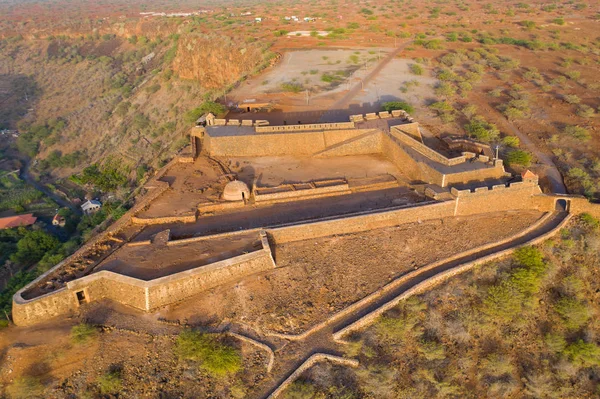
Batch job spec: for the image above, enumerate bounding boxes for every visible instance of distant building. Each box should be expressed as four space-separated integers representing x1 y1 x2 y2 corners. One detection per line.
81 200 102 215
52 214 66 227
255 17 262 22
0 214 37 230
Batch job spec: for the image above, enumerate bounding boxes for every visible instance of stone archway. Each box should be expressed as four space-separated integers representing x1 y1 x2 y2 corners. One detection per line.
555 199 569 212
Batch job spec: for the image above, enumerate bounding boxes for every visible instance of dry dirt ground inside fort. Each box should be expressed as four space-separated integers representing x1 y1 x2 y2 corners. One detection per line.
228 154 405 186
158 210 544 333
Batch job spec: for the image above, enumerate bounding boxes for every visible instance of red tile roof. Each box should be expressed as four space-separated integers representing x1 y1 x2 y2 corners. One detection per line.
0 214 37 229
522 170 538 179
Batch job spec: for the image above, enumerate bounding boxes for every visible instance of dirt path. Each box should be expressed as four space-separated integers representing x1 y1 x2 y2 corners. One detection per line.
251 211 568 398
472 93 566 194
20 159 82 214
318 40 413 121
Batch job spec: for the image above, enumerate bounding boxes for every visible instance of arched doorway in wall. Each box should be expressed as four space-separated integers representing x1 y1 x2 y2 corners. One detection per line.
555 199 569 212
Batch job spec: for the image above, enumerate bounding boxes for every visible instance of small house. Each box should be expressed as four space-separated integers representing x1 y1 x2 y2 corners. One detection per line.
52 214 66 227
255 17 262 23
81 200 102 215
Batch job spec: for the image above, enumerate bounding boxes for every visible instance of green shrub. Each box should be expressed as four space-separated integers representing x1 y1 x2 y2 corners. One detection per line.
580 213 600 229
564 125 590 141
483 282 524 322
446 32 458 42
563 340 600 367
555 297 590 329
544 332 566 353
175 330 242 376
97 369 122 394
418 340 446 361
521 20 536 30
6 376 44 399
284 380 316 399
552 17 565 25
0 319 8 329
506 150 532 167
71 323 98 344
464 117 499 142
280 82 304 93
409 63 424 75
502 136 520 148
381 101 414 114
562 94 580 104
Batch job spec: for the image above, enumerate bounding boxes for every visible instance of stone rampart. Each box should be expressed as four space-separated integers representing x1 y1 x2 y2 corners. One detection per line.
451 181 544 216
382 132 445 185
390 125 466 166
12 231 276 326
204 128 378 157
12 154 188 313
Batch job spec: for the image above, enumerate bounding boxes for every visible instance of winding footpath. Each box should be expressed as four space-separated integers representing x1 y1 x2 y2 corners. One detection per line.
243 211 570 398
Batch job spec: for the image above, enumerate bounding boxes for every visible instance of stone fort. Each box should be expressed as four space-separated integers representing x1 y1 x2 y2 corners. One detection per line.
12 111 600 326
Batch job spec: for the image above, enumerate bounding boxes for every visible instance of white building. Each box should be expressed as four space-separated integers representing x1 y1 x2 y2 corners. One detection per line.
81 200 102 215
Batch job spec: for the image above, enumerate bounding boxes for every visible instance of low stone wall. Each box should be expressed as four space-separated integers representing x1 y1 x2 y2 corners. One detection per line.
131 213 197 225
198 200 246 214
254 180 350 202
266 354 359 399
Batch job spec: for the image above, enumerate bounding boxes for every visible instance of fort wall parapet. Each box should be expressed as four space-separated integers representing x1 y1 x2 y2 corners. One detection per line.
211 118 270 127
255 122 355 133
12 231 276 326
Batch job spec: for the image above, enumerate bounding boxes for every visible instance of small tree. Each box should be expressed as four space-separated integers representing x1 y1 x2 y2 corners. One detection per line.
381 101 414 114
506 149 533 167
